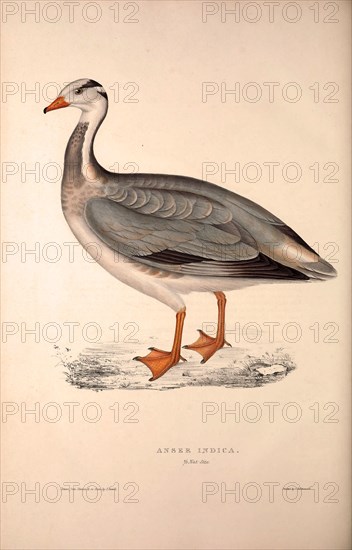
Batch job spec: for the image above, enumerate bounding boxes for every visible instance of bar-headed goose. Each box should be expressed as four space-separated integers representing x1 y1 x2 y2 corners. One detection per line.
44 78 336 381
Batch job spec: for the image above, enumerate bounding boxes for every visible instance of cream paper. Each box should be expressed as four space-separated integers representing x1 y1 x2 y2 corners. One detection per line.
1 1 351 548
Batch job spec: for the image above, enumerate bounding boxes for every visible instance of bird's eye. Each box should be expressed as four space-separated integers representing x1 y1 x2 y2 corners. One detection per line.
75 89 83 95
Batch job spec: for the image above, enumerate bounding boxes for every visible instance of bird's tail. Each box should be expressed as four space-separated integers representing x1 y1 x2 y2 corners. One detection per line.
262 224 338 281
294 256 337 281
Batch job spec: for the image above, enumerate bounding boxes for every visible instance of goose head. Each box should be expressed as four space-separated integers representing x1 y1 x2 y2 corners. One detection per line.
43 78 108 114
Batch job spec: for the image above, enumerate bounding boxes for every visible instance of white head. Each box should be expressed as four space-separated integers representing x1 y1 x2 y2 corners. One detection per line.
44 78 108 114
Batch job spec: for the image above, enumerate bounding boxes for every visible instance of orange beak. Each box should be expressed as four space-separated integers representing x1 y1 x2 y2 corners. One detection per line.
43 96 70 114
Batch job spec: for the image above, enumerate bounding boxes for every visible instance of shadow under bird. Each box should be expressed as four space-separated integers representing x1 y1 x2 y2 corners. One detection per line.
44 78 337 381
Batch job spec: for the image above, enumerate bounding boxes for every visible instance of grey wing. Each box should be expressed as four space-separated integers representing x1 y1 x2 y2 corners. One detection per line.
84 189 309 280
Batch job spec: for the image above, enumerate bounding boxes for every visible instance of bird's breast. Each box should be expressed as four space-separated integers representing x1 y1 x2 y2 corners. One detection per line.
61 178 105 217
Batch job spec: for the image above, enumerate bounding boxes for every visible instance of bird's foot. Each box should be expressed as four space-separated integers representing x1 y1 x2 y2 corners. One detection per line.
134 347 186 381
183 330 231 364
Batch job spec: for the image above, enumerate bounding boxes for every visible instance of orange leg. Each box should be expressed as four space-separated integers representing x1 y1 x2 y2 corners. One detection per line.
134 308 186 381
183 292 231 363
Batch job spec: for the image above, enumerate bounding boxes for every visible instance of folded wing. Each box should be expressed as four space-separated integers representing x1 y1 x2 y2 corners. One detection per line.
84 188 309 280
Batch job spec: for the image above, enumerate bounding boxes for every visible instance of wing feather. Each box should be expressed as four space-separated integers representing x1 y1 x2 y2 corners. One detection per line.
94 174 334 280
107 186 233 224
84 196 306 279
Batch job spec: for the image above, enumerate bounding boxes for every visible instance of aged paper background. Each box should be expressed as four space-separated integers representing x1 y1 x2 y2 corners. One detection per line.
1 1 351 549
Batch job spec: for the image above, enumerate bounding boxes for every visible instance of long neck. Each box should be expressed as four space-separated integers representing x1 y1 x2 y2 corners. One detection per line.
63 101 107 186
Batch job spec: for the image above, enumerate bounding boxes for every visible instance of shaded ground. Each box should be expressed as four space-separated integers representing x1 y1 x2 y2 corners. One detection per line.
54 343 296 391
